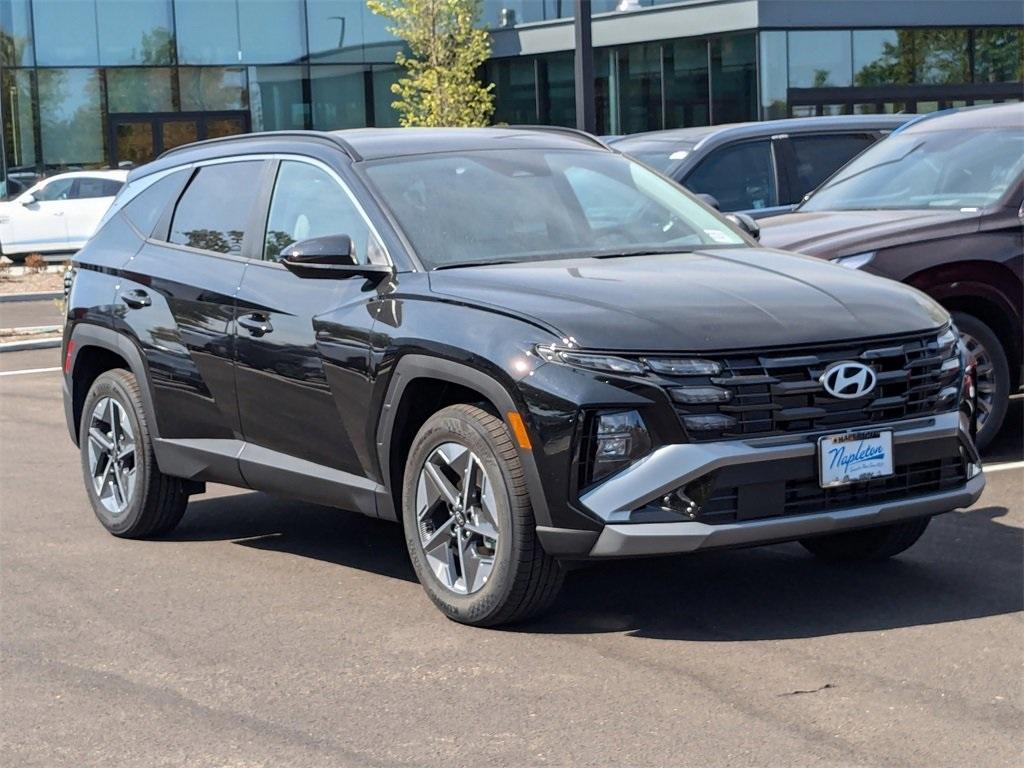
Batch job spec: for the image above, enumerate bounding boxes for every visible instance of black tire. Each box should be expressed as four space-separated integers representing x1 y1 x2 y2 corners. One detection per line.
800 517 931 561
952 311 1010 451
79 368 188 538
401 404 563 627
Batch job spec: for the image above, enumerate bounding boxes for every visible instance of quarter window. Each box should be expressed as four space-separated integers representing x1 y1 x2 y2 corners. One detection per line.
122 170 189 238
73 177 124 199
685 141 777 211
169 161 264 255
263 161 382 263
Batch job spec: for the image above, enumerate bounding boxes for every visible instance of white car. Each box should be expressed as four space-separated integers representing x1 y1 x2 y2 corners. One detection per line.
0 170 128 257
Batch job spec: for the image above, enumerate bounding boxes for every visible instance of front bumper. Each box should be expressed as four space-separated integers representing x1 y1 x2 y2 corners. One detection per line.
537 411 985 558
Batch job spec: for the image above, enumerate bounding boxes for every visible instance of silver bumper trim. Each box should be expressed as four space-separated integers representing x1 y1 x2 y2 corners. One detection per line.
580 410 963 522
589 473 985 557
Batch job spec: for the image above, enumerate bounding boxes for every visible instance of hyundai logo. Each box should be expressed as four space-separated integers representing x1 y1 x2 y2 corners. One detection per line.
820 361 877 399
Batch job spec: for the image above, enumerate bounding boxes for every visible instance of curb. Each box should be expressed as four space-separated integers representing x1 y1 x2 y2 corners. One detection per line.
0 337 61 353
0 291 62 303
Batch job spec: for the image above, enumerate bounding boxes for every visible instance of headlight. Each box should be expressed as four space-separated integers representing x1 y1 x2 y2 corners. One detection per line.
830 251 876 270
583 409 652 484
536 345 645 374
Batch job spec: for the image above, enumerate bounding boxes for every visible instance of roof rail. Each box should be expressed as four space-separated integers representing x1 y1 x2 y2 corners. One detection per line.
156 130 361 161
499 125 614 151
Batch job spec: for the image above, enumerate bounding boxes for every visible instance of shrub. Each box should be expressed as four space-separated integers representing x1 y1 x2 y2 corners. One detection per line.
25 253 48 273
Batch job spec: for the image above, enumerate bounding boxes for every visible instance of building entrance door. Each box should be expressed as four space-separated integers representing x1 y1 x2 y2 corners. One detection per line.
109 112 250 167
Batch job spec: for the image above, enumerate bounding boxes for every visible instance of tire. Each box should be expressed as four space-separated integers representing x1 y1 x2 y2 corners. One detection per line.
79 368 188 538
401 404 563 627
952 311 1010 451
800 517 931 561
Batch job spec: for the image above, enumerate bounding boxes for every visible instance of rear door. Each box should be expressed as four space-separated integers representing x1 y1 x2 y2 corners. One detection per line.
65 176 124 248
232 157 387 511
112 159 267 468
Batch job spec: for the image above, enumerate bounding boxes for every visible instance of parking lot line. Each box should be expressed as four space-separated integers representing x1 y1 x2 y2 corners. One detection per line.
983 460 1024 474
0 366 61 377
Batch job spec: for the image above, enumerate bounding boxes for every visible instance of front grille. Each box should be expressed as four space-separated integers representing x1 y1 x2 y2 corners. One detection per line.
698 454 968 525
662 330 958 442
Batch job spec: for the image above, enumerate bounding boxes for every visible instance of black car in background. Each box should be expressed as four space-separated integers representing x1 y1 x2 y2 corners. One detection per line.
611 115 911 218
62 127 983 626
760 104 1023 450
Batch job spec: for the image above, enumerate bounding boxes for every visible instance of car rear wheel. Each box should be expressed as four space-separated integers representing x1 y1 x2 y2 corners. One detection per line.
402 404 563 627
799 517 931 561
953 311 1009 451
79 369 188 538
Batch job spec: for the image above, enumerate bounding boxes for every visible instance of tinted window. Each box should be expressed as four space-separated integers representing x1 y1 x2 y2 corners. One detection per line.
73 177 124 200
685 141 777 212
122 170 188 237
33 178 74 201
788 134 877 201
169 162 264 254
263 161 381 263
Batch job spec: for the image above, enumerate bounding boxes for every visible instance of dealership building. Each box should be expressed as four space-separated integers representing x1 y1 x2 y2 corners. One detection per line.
1 0 1022 189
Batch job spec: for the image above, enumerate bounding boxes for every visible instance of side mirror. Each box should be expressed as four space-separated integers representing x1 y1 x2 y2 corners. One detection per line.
726 212 760 241
281 234 392 282
20 193 36 206
696 193 720 210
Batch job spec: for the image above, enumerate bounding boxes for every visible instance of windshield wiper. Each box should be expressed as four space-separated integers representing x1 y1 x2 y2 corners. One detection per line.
433 259 525 270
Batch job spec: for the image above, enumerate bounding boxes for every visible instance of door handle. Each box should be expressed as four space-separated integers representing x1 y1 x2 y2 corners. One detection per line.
119 289 151 309
238 313 273 337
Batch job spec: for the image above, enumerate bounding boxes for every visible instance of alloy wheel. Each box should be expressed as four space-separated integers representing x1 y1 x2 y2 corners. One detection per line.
86 397 138 517
959 330 997 433
414 442 500 595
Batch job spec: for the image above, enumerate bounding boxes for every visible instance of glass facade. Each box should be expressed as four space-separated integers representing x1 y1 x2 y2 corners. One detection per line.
2 0 1022 195
0 0 405 190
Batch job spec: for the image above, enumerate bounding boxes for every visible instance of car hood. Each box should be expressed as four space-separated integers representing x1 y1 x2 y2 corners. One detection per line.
426 249 948 352
757 209 980 258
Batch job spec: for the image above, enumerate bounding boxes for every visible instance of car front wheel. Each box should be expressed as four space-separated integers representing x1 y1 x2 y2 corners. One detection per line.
401 404 563 627
953 311 1009 451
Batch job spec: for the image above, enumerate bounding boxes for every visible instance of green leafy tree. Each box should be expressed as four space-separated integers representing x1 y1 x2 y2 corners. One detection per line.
367 0 494 127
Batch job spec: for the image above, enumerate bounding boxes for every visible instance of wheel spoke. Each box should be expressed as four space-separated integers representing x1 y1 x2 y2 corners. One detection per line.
421 516 455 550
424 461 459 507
88 426 113 454
111 463 128 506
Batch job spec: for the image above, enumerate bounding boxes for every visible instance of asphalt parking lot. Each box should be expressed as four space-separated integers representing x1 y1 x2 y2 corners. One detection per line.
2 347 1021 768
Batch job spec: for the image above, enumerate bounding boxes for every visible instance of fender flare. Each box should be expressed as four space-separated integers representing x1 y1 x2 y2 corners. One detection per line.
375 354 552 526
65 323 160 444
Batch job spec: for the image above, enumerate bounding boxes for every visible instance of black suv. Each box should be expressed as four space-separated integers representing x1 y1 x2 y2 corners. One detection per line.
63 128 984 626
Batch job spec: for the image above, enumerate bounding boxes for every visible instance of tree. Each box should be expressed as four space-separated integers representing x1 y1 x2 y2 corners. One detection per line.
366 0 494 127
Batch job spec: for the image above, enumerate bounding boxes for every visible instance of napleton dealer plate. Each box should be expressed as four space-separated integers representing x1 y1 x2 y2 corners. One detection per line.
818 430 895 488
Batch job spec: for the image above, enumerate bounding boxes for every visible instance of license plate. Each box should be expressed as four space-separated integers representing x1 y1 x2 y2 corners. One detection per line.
818 430 894 488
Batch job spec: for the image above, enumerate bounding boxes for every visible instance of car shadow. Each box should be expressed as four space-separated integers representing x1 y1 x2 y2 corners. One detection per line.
168 492 1020 640
983 398 1022 464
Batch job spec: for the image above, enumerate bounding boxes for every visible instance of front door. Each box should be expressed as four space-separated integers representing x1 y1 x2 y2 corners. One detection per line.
233 158 387 509
10 176 73 251
109 112 250 167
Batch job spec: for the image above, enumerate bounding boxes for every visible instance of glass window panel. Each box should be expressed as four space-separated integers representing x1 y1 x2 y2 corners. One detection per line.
914 29 968 84
538 52 575 126
97 0 174 65
38 69 106 169
204 116 245 139
174 0 240 64
264 160 378 262
73 176 123 199
123 169 188 237
371 65 401 127
788 31 852 88
34 177 74 201
311 65 367 130
114 121 155 165
759 31 787 121
179 67 248 111
617 42 662 134
711 34 756 124
1 68 37 174
488 58 537 124
974 28 1022 84
664 38 709 128
239 0 305 64
248 66 307 131
594 48 615 135
684 141 776 212
788 133 876 201
854 30 913 86
0 0 33 66
33 0 99 65
170 161 264 254
107 68 176 113
162 120 198 151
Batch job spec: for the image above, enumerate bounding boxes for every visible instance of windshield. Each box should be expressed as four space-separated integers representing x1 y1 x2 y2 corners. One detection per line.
363 149 743 269
802 127 1024 211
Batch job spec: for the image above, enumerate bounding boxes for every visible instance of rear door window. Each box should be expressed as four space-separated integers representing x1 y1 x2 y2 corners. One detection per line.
72 177 124 199
787 133 877 201
684 141 777 212
169 161 264 255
